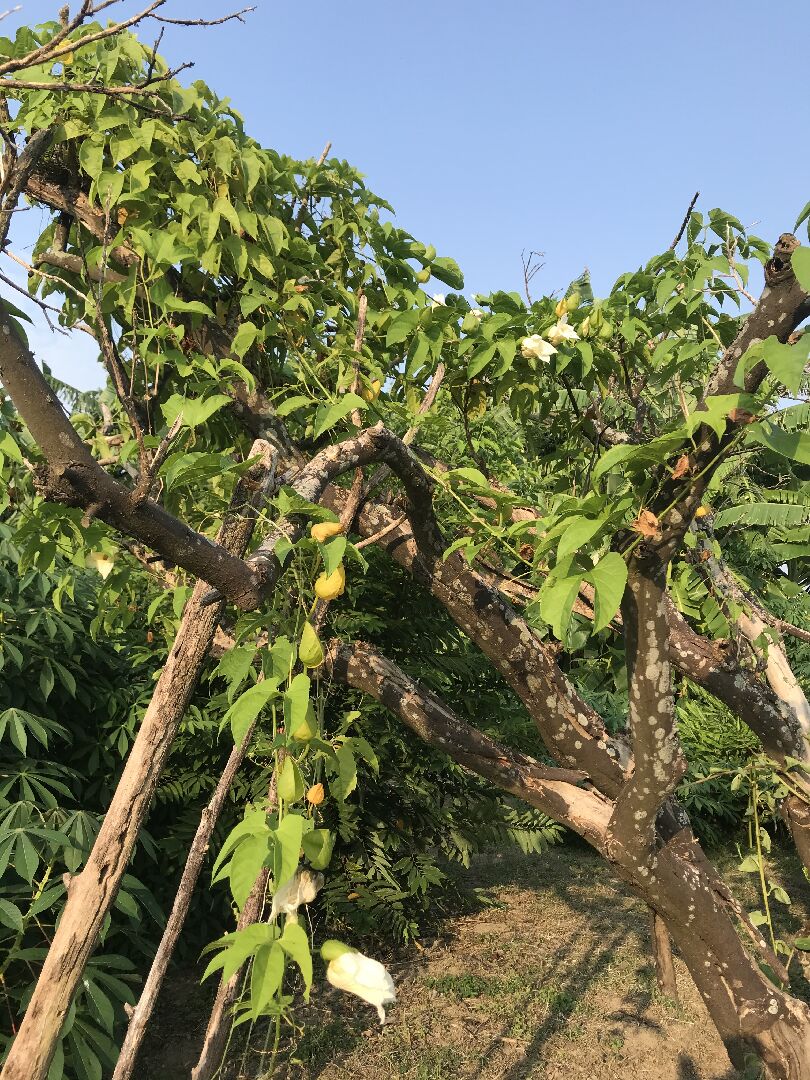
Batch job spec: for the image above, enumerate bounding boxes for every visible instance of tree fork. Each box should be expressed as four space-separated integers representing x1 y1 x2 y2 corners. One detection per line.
0 443 274 1080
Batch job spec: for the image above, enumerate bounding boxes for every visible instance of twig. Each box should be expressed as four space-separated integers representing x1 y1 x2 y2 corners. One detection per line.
0 269 72 332
294 140 332 229
521 248 544 304
355 514 408 550
149 6 255 25
669 191 700 251
349 290 368 426
130 411 184 504
91 309 150 474
0 1 167 78
725 226 757 306
4 248 89 302
361 362 445 500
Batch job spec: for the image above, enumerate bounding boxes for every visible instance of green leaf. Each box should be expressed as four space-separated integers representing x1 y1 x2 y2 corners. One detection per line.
320 536 346 576
276 395 311 417
162 295 215 318
273 813 305 887
747 420 810 466
270 637 296 682
791 246 810 291
386 309 420 346
557 516 606 562
202 923 275 984
467 342 497 378
330 744 357 802
539 573 581 641
231 322 259 359
0 431 23 464
79 141 104 181
794 937 810 951
0 897 23 932
759 336 809 396
211 809 269 880
160 393 233 431
312 395 367 439
39 659 55 702
213 646 256 702
737 855 760 873
431 256 464 290
302 828 334 870
585 553 627 633
277 757 304 803
278 920 313 999
229 833 270 909
250 941 285 1015
224 680 279 744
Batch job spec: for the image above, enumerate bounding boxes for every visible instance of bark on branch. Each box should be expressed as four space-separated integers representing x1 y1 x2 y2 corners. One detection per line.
324 639 610 848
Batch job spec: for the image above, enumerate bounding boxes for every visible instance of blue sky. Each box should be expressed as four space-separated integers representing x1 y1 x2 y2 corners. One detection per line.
5 0 810 388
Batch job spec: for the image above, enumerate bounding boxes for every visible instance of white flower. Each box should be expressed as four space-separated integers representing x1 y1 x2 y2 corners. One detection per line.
470 308 484 320
269 868 324 923
545 314 580 346
430 293 446 309
322 940 396 1024
85 552 114 580
520 334 557 362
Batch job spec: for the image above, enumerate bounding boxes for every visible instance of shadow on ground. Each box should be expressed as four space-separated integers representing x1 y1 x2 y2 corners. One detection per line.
141 837 810 1079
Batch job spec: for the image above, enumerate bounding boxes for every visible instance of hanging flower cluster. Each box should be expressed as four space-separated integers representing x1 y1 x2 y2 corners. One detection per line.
521 314 579 362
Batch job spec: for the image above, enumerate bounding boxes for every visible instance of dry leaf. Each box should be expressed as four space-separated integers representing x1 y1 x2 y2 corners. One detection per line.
728 408 756 424
671 454 691 480
631 509 661 539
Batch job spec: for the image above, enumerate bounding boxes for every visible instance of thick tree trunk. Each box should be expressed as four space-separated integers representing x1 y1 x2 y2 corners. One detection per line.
0 446 272 1080
645 830 810 1080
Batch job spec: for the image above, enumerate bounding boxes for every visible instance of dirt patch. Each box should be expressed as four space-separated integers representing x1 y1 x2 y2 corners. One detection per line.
141 839 810 1079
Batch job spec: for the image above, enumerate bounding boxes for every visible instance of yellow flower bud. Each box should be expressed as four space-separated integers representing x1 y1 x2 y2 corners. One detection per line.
555 297 568 318
306 783 325 806
566 290 581 310
311 521 343 543
315 564 346 600
579 316 591 337
694 505 711 519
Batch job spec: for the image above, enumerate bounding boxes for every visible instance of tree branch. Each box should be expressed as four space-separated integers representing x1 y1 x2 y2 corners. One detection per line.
324 639 611 849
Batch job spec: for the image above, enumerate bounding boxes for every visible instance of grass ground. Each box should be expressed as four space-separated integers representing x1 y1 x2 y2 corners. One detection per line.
141 837 810 1080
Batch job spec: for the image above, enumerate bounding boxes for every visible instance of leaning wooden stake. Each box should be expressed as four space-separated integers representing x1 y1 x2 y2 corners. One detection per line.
111 713 262 1080
650 911 679 1002
192 774 278 1080
0 443 273 1080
